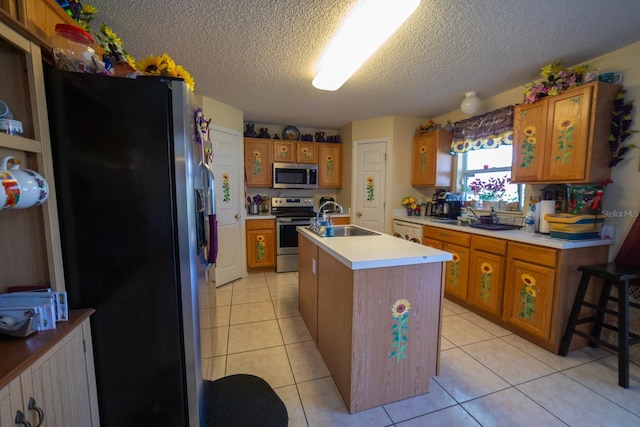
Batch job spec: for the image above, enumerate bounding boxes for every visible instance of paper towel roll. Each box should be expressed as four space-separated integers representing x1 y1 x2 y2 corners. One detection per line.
538 200 555 234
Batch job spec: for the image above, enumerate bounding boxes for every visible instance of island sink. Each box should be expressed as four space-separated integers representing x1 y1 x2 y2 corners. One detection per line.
308 225 381 237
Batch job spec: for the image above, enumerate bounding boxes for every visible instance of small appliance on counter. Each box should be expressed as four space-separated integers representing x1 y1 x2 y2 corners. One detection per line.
429 192 462 219
319 197 336 213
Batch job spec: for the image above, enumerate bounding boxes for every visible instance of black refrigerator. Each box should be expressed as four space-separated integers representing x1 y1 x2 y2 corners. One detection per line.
44 69 214 427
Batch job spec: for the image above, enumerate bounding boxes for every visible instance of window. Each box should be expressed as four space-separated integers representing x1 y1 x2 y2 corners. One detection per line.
460 144 523 211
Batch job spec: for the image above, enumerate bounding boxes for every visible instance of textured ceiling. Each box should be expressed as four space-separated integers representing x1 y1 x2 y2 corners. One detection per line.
87 0 640 129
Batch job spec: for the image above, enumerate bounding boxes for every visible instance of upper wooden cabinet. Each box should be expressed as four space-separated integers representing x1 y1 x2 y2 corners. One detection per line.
272 140 321 164
296 142 318 164
411 130 453 187
318 143 342 188
1 0 77 50
244 138 272 187
511 82 619 184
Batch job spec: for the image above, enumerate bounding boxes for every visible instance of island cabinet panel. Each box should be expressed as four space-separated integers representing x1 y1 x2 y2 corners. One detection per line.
298 234 319 341
316 247 444 413
331 216 350 226
467 236 507 318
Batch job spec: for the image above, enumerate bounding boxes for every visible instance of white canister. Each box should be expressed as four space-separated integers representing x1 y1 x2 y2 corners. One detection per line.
0 156 49 209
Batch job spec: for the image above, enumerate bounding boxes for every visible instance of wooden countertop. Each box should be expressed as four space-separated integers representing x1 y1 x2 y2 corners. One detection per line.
0 308 94 389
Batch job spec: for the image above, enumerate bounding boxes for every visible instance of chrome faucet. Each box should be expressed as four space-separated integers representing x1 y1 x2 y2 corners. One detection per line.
316 201 344 223
309 201 344 234
466 207 481 222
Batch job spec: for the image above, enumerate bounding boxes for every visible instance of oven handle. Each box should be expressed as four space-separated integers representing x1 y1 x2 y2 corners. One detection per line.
276 218 312 225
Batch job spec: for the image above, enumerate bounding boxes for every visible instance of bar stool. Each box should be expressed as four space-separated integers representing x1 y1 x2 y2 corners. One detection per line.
559 262 640 388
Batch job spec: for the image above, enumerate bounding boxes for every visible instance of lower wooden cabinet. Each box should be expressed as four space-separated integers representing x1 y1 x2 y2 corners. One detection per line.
467 236 507 318
246 219 276 268
331 216 350 226
502 243 557 341
0 310 99 427
423 226 471 301
420 224 609 353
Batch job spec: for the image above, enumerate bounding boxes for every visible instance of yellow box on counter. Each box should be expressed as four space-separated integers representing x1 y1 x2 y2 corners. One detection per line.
544 214 604 240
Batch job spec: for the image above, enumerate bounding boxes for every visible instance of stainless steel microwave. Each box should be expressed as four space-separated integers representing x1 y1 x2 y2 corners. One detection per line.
272 162 318 189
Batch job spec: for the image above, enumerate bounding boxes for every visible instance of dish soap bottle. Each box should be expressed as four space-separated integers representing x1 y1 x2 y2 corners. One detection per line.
326 216 334 237
524 204 536 233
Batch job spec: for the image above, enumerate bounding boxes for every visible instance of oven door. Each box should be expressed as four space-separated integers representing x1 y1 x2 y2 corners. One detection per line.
276 217 310 255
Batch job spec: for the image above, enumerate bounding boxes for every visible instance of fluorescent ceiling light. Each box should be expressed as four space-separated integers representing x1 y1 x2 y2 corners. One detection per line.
312 0 421 91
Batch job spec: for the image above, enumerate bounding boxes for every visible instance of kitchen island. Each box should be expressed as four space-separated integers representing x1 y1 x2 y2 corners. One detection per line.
297 226 452 413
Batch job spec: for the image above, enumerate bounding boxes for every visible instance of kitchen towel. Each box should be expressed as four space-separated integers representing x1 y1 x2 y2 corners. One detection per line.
538 200 556 233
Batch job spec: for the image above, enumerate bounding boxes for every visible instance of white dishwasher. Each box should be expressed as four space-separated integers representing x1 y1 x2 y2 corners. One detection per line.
392 220 422 244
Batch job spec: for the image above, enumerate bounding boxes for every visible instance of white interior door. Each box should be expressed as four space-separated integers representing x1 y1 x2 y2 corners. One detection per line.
353 139 388 232
211 125 243 286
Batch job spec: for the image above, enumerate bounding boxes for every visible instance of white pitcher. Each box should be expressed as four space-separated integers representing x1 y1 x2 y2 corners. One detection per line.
0 156 49 209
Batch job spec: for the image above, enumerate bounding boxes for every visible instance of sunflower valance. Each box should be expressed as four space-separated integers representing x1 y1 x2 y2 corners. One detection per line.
451 105 514 153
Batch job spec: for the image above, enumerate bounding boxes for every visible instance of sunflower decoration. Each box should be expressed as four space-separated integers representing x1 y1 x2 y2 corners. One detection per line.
520 125 537 168
256 235 266 260
251 150 262 175
366 176 375 202
135 53 195 92
326 154 334 176
419 145 427 172
519 273 537 319
222 172 231 202
279 145 289 158
390 298 411 362
449 253 460 287
479 262 493 302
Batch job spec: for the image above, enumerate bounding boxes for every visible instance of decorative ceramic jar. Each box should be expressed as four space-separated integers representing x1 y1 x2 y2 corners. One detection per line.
0 156 49 209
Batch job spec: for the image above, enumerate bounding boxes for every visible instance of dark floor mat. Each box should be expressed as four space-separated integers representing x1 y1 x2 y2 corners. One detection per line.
203 374 288 426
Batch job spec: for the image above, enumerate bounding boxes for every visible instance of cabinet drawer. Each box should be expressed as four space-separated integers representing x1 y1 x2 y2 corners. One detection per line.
471 235 506 255
246 219 275 230
423 226 470 247
508 242 556 268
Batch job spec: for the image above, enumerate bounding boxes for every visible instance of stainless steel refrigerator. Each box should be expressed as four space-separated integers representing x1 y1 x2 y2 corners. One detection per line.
44 69 215 426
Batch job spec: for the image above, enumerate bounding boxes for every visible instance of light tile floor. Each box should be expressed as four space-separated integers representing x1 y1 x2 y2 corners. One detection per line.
200 272 640 427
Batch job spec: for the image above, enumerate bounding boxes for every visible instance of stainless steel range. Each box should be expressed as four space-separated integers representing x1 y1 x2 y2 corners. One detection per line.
271 197 316 273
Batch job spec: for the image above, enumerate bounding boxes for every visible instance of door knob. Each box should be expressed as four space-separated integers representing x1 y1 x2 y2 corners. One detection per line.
357 212 362 217
235 213 241 219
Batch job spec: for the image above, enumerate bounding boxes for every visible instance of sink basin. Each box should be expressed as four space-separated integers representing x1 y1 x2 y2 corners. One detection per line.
469 223 521 231
308 225 380 237
332 225 380 237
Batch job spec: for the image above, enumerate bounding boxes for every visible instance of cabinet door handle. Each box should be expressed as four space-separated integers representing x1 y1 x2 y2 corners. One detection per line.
14 410 32 427
28 397 44 427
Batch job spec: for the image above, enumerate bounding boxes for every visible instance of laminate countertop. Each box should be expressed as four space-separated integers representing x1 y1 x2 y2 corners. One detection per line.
394 215 612 250
297 225 452 270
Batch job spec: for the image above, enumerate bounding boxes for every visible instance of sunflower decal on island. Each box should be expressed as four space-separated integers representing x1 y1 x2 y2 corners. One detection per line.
520 125 537 168
519 273 537 319
222 173 231 202
366 176 375 201
419 145 427 172
256 235 266 261
390 298 411 362
450 253 460 287
253 151 262 175
555 117 575 164
479 262 493 302
326 155 334 176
